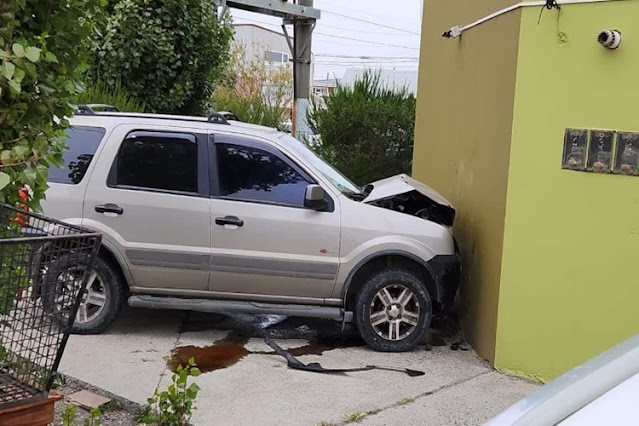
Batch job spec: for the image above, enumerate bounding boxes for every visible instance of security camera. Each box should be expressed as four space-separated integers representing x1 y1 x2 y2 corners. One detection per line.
597 29 622 49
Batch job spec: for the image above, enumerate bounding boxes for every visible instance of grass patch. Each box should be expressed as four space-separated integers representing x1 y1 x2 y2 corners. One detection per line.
397 397 415 406
100 399 123 413
317 422 336 426
343 412 366 423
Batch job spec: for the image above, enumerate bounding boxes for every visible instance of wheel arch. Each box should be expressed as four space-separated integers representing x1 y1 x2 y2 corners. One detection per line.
342 251 442 312
95 239 133 290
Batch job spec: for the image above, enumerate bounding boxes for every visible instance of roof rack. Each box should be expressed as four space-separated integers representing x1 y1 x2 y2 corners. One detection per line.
72 107 238 127
207 112 231 125
75 104 121 114
216 111 241 122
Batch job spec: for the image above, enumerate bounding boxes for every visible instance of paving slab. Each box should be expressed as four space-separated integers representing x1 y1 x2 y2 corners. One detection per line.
59 307 183 404
186 344 492 426
361 372 539 426
57 308 539 425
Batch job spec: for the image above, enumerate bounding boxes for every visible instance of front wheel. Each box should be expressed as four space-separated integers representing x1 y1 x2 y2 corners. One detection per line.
355 269 432 352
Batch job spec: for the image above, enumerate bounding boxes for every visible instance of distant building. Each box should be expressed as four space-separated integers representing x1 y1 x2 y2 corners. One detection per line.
340 68 418 95
233 24 291 67
312 77 339 98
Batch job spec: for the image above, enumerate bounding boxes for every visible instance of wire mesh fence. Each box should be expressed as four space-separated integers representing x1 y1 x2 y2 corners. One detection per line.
0 203 101 410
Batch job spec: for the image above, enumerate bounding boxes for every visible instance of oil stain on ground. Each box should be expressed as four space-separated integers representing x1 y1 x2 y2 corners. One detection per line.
168 313 458 374
169 314 364 374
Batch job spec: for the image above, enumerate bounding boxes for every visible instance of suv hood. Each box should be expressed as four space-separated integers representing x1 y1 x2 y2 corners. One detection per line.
362 174 456 227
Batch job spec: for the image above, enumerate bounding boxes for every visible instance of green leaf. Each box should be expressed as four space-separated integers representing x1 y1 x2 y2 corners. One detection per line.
25 46 41 63
8 80 20 94
1 62 15 80
23 168 36 186
0 173 10 191
1 151 11 162
45 51 58 63
190 367 201 376
0 49 9 58
24 62 36 77
12 43 25 58
13 68 25 83
14 145 29 157
35 164 48 182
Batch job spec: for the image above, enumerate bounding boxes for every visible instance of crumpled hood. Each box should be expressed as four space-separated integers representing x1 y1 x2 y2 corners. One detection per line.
362 174 455 227
363 174 453 207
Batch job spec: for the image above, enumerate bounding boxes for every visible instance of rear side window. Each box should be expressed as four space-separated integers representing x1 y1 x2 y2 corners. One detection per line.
111 131 198 193
48 126 105 184
216 143 310 206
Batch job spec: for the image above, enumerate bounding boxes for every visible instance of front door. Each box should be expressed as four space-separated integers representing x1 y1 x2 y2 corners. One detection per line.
208 134 340 301
83 124 211 291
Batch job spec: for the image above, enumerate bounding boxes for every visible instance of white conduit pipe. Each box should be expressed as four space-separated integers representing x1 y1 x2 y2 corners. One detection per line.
442 0 627 38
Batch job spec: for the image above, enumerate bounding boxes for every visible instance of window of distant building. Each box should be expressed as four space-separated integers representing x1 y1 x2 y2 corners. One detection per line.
266 50 289 65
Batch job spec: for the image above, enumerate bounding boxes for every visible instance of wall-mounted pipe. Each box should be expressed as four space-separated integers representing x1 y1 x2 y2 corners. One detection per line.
442 0 627 39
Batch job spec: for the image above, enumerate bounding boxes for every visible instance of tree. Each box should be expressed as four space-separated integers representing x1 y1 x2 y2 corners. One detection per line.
307 70 416 186
0 0 104 209
88 0 233 116
212 43 293 128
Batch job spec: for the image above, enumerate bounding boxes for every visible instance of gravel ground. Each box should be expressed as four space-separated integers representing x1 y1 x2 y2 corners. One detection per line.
52 374 141 426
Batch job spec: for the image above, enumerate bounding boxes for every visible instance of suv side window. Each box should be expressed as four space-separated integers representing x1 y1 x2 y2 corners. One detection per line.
49 126 106 184
216 143 310 207
109 131 198 194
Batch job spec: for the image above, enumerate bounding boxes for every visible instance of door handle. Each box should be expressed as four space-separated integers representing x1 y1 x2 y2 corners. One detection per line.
95 203 124 215
215 216 244 227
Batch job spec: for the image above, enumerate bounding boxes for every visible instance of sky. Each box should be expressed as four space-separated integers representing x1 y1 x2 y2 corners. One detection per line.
229 0 423 81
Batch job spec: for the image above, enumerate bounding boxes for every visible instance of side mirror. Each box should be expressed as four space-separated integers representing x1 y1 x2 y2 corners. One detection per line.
304 184 328 211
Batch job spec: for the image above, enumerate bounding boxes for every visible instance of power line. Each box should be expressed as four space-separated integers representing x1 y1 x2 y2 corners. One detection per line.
321 10 421 36
233 17 419 50
315 54 419 60
232 12 417 37
314 32 418 50
317 22 418 36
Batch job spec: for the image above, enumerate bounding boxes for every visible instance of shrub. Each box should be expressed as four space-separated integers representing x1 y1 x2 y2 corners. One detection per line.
75 78 145 112
0 0 103 209
307 70 416 186
212 43 292 128
89 0 233 116
139 357 201 426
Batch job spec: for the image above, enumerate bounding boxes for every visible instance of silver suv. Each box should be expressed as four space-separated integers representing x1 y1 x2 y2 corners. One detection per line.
42 108 460 352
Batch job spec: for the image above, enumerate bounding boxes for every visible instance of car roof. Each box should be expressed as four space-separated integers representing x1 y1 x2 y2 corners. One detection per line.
68 111 284 142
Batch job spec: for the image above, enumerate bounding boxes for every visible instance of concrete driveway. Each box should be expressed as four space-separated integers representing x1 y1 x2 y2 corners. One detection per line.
59 307 537 426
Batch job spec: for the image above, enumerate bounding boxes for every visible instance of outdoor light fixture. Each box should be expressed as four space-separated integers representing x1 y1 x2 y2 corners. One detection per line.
597 29 622 49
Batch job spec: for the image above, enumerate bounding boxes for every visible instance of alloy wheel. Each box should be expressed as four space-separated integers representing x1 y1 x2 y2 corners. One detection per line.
369 284 421 341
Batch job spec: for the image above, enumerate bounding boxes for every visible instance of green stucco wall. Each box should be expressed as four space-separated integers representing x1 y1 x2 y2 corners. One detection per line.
496 0 639 381
413 0 522 362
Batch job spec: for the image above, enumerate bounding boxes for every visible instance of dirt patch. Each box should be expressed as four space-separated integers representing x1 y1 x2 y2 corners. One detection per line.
51 375 141 426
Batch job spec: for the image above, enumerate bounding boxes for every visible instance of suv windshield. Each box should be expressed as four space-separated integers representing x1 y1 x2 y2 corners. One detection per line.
279 134 361 195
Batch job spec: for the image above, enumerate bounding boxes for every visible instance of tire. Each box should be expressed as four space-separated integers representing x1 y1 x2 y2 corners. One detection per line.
355 268 432 352
43 255 126 334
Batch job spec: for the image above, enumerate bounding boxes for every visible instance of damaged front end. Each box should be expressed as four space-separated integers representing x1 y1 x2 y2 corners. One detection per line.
362 174 455 227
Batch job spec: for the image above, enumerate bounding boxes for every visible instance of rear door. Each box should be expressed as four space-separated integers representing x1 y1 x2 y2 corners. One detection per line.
208 133 341 301
82 124 211 291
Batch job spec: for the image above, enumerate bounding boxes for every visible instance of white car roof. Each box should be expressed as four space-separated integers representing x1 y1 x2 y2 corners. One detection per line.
68 111 285 145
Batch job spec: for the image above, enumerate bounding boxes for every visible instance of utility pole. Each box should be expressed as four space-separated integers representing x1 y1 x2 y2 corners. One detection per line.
292 0 313 141
217 1 319 139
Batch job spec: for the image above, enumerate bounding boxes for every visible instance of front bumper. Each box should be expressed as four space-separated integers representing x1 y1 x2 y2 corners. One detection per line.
427 251 461 312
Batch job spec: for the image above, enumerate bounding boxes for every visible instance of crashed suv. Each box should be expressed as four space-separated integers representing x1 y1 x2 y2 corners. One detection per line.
42 108 460 352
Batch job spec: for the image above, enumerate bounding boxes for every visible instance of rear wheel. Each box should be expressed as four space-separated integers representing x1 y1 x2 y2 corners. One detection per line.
355 269 432 352
43 256 125 334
